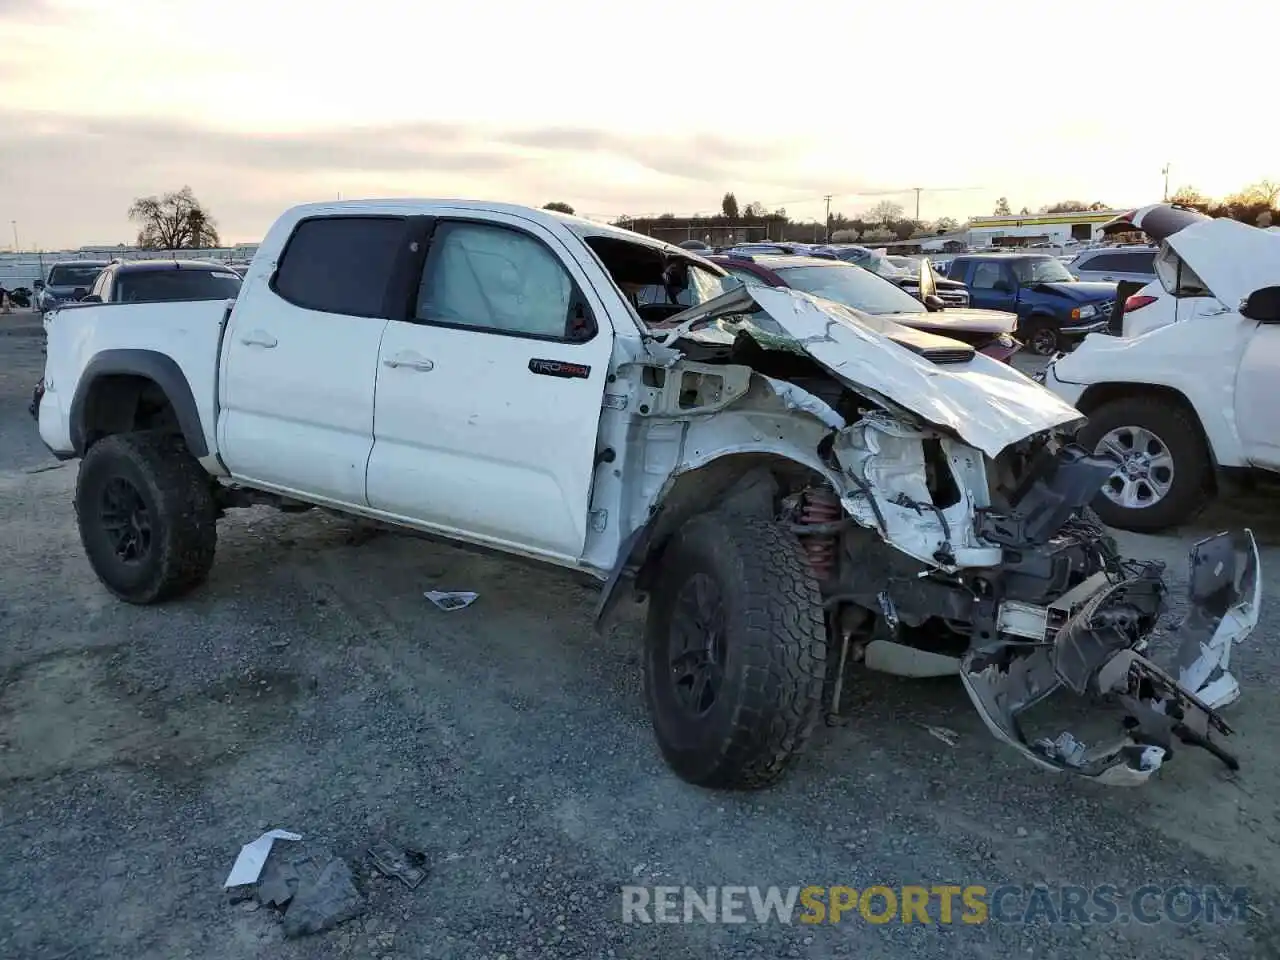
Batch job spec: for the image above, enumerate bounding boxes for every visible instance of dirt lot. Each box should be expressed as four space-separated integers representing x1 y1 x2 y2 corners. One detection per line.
3 312 1280 959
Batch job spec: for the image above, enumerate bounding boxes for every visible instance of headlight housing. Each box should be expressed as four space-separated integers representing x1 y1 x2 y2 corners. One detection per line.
1073 304 1098 320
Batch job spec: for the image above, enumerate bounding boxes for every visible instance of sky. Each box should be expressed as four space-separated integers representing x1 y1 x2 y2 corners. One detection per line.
0 0 1276 249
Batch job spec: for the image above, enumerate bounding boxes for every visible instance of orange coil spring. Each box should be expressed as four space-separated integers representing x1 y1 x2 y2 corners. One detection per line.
798 488 841 581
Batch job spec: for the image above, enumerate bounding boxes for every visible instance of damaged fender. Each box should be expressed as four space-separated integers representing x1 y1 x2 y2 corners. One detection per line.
960 530 1261 785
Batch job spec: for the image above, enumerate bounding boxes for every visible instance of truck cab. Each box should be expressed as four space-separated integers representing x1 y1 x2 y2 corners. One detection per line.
947 253 1116 356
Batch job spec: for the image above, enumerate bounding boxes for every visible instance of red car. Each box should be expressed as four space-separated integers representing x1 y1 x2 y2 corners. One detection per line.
705 253 1021 362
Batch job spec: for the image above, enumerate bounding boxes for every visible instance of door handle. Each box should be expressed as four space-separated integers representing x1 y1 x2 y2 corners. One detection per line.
240 330 278 348
383 353 434 372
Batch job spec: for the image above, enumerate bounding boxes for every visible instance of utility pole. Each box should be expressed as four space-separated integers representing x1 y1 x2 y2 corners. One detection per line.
1162 164 1170 202
913 187 922 223
823 195 833 242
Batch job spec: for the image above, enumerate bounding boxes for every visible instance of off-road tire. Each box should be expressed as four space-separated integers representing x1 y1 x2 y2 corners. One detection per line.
1077 397 1213 533
643 513 827 789
75 431 218 604
1020 317 1059 356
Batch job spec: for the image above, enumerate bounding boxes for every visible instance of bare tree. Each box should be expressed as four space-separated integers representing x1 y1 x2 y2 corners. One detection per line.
993 197 1012 216
543 201 575 215
1170 185 1211 210
128 187 220 249
743 201 768 217
866 200 904 225
1042 200 1087 213
1227 180 1280 208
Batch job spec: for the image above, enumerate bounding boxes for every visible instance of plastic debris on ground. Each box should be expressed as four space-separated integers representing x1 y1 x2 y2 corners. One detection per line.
367 839 429 889
920 724 959 748
424 590 479 611
224 829 302 888
225 831 366 938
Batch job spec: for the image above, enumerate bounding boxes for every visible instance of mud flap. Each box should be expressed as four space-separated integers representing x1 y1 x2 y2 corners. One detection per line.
959 530 1260 785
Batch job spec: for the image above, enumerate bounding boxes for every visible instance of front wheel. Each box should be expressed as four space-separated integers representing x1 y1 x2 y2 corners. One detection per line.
1020 318 1060 357
75 432 218 604
1076 397 1213 533
643 513 827 789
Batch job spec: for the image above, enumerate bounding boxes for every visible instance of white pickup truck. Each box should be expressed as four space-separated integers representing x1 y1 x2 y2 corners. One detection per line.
35 200 1260 789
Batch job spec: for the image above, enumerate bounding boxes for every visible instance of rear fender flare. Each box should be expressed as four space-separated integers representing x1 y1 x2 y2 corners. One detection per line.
70 349 207 457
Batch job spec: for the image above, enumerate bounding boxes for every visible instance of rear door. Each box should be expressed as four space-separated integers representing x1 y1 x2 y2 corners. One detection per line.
218 215 414 505
366 212 614 562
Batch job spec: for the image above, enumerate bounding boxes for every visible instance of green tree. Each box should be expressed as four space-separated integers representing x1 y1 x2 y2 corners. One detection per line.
721 192 740 219
543 201 575 215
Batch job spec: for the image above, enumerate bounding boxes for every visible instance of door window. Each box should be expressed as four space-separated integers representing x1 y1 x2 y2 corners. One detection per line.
273 216 407 317
416 221 589 340
971 262 1005 289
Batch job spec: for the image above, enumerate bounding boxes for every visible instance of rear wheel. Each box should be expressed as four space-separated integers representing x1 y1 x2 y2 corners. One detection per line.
1077 397 1213 532
75 432 218 604
643 513 827 789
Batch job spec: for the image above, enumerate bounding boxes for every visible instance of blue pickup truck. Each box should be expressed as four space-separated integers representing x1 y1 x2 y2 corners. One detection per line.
945 253 1117 356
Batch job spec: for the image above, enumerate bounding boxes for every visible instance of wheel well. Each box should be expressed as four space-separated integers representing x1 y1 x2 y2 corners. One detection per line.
1075 382 1218 474
636 453 829 587
79 375 182 451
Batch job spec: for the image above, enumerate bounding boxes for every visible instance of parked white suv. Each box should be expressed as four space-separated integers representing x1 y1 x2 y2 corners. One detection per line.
1067 246 1158 284
34 200 1260 788
1043 211 1280 531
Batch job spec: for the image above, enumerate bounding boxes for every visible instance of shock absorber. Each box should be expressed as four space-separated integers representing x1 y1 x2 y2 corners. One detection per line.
796 487 841 581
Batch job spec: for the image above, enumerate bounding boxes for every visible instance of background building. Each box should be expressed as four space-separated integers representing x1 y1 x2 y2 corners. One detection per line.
965 209 1132 248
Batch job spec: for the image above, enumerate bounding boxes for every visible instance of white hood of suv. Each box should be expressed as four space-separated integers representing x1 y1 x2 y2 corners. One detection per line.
1165 217 1280 307
662 285 1084 457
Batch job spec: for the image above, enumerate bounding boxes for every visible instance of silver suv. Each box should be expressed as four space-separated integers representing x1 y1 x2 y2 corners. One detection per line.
1068 246 1157 284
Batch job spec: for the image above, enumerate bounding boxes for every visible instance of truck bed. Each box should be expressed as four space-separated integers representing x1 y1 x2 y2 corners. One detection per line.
38 299 233 465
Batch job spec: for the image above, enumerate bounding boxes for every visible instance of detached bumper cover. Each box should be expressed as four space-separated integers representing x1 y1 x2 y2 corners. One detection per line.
960 530 1261 785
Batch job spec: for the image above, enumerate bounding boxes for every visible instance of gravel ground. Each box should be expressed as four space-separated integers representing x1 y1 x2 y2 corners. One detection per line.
4 313 1280 958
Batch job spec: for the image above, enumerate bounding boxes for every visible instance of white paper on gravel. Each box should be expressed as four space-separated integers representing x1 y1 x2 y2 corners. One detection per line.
223 829 303 888
425 590 479 611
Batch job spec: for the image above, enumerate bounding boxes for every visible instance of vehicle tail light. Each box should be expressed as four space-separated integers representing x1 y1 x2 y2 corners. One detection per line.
1124 294 1158 313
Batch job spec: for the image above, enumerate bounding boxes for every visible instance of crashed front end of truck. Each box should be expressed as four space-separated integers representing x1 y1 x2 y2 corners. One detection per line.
644 282 1261 786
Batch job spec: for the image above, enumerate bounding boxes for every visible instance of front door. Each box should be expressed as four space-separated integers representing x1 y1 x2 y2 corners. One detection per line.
366 213 614 562
967 261 1019 312
218 215 411 505
1234 319 1280 468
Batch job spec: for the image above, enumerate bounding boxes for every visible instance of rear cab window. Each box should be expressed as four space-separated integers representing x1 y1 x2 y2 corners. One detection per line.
273 216 409 317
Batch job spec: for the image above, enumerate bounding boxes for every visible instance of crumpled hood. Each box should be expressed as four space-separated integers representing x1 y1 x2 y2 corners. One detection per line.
1033 281 1117 303
662 285 1084 457
1165 216 1280 307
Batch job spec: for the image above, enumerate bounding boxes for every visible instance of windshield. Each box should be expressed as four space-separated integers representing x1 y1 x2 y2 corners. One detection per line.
774 263 925 315
115 269 242 303
47 264 104 287
1011 257 1075 284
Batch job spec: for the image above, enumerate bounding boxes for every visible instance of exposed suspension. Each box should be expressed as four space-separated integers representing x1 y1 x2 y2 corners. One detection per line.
796 487 841 581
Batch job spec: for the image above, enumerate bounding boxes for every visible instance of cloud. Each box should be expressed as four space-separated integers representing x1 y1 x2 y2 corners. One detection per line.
0 0 55 22
1 109 878 246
